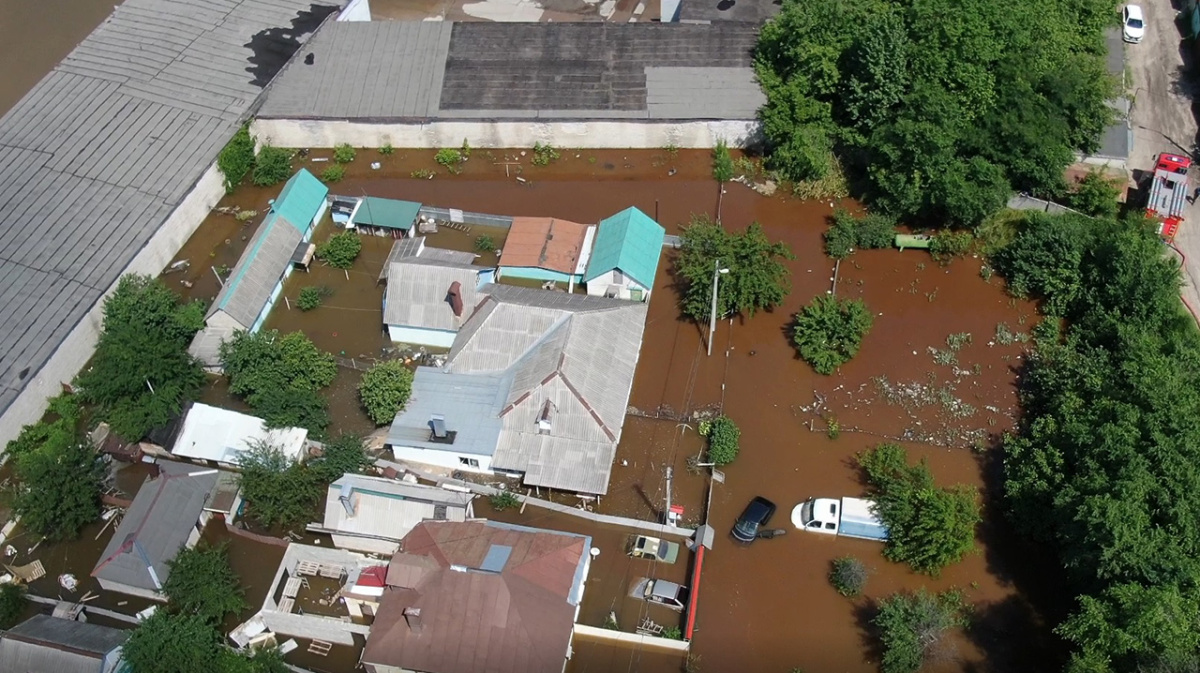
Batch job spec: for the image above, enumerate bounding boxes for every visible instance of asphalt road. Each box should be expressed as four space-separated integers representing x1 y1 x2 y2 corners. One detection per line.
1127 0 1200 316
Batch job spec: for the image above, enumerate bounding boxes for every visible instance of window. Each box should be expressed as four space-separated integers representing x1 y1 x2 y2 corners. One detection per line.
825 522 836 531
433 504 448 521
458 457 480 468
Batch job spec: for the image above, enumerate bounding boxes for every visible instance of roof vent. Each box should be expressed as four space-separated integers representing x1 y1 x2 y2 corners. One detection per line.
447 281 463 317
339 484 356 517
403 607 423 632
430 414 447 439
537 399 555 435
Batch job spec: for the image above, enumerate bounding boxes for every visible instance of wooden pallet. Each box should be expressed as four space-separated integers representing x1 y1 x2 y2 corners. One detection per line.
7 560 45 583
308 640 332 656
318 564 344 579
294 561 320 577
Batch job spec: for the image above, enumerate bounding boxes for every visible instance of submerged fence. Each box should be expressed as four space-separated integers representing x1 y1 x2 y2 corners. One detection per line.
418 206 513 229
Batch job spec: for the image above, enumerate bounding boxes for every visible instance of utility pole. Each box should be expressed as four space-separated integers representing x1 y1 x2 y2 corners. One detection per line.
664 465 673 525
708 260 728 357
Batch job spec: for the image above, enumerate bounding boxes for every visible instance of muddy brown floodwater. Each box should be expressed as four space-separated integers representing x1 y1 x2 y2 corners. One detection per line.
155 148 1070 672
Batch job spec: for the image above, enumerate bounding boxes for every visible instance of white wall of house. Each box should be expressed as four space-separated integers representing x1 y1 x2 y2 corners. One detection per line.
0 163 226 450
331 534 400 556
337 0 370 20
260 611 366 646
252 119 761 151
389 444 493 474
96 579 165 602
585 270 651 302
386 325 457 349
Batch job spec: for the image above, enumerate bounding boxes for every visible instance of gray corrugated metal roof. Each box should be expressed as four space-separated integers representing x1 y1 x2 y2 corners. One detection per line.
0 0 332 422
208 214 304 329
258 21 452 119
258 21 763 121
91 461 218 591
383 260 484 332
2 615 128 664
324 475 473 541
387 368 508 456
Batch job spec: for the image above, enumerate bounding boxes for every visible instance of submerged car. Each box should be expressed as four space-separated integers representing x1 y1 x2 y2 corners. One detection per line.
1123 4 1145 43
731 496 777 543
627 535 681 564
630 578 690 611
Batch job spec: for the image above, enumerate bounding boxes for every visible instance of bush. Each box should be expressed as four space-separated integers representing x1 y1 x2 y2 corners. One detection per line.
824 215 857 260
490 492 520 511
435 148 464 174
358 360 415 425
296 286 326 311
320 164 345 183
825 210 898 258
859 443 980 575
252 146 292 186
217 125 255 193
163 544 246 624
333 143 356 164
1067 169 1121 218
14 437 104 541
929 231 974 261
875 589 968 673
0 584 26 629
829 556 868 597
662 625 684 640
475 234 496 252
712 139 735 183
792 295 874 375
308 433 372 484
531 142 559 166
379 143 395 156
702 415 740 465
238 442 324 528
316 231 362 269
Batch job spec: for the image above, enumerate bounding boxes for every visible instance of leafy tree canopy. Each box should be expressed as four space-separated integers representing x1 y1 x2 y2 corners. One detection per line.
674 216 794 322
875 589 969 673
76 274 205 440
316 231 362 270
219 330 337 433
359 360 415 426
237 441 324 529
0 584 26 629
308 433 372 484
122 612 223 673
792 294 873 375
860 443 979 575
756 0 1115 225
163 543 246 624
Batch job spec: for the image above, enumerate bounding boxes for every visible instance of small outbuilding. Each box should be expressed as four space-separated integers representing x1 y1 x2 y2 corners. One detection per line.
350 196 422 235
170 402 308 467
498 216 594 287
320 474 475 555
584 206 664 302
0 614 129 673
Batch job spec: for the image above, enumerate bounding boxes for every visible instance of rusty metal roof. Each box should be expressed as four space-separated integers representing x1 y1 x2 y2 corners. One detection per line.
499 217 589 276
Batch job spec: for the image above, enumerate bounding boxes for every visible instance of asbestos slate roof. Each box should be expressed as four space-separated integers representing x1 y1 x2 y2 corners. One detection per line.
258 21 764 121
0 615 128 673
384 259 485 331
386 367 508 456
0 0 334 426
91 461 218 592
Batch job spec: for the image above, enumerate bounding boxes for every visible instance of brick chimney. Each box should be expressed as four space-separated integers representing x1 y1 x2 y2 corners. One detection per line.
403 607 423 633
447 282 463 317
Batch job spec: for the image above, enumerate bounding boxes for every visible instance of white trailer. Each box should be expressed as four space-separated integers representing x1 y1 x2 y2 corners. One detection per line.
791 497 889 542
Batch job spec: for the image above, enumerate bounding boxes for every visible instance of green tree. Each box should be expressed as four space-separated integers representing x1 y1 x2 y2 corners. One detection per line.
122 612 223 673
0 584 26 629
829 556 868 597
76 274 205 440
297 286 324 311
674 216 794 322
358 360 415 425
859 443 980 575
825 209 896 258
217 125 256 193
13 433 104 541
1068 170 1121 218
219 330 337 433
237 441 324 529
162 544 246 625
701 415 740 465
874 589 969 673
316 231 362 270
309 433 372 484
712 139 735 183
252 146 292 187
792 294 873 375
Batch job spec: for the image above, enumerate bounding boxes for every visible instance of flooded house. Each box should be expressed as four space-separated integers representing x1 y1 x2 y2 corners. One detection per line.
362 520 591 673
317 474 475 555
497 216 594 290
582 207 664 302
341 195 422 236
169 402 309 468
0 614 129 673
189 168 329 370
91 462 219 600
381 237 490 348
386 284 648 495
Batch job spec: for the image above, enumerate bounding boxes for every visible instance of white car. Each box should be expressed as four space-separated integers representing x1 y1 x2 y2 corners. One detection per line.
1123 4 1145 44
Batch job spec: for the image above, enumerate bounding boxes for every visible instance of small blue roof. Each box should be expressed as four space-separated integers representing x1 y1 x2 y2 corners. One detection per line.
480 544 513 572
584 206 665 289
269 168 328 234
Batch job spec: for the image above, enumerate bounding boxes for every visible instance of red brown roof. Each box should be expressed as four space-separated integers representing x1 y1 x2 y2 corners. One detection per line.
499 217 589 275
363 521 588 673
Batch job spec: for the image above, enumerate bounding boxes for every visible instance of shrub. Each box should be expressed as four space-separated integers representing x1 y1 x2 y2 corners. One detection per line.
859 443 980 575
410 169 434 179
358 360 415 426
333 143 356 164
825 209 897 258
792 295 874 375
703 415 740 465
238 442 324 528
296 286 325 311
829 556 868 597
320 164 345 183
316 231 362 269
252 145 293 186
0 584 26 629
163 544 246 624
490 492 520 511
824 214 857 259
662 625 684 640
475 234 496 252
14 437 104 541
435 148 464 174
875 589 968 673
531 142 559 166
379 142 395 156
1067 169 1121 218
712 139 735 183
217 125 255 193
929 230 974 261
308 433 372 484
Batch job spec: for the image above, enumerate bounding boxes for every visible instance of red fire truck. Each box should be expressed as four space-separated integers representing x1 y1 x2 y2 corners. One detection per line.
1147 153 1192 242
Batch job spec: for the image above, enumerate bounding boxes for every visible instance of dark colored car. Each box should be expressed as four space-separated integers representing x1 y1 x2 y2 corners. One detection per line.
731 496 777 543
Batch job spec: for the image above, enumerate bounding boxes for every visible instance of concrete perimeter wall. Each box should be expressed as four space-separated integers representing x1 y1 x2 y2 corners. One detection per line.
0 164 225 448
252 119 762 150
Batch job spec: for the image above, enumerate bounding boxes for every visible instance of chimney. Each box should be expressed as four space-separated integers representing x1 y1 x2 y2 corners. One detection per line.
403 607 423 633
537 400 554 435
339 483 356 517
430 414 448 440
447 282 463 317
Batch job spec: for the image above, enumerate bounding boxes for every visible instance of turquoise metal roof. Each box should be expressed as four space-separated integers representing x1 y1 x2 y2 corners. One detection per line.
351 196 421 230
584 206 665 289
271 168 328 234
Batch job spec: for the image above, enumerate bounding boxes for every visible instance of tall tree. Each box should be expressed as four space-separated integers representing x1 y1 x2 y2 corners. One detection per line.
121 612 223 673
219 330 337 432
162 544 246 625
674 216 794 322
13 433 104 541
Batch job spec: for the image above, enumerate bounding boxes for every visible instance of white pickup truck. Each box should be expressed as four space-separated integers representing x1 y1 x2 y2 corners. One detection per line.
791 497 889 542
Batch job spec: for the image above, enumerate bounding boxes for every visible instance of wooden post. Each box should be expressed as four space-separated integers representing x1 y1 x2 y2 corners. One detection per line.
285 297 291 310
211 266 223 286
